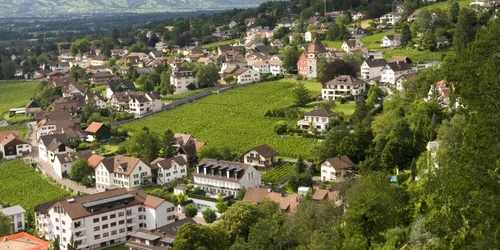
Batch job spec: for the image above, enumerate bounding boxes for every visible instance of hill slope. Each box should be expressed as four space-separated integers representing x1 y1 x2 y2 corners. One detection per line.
0 0 269 17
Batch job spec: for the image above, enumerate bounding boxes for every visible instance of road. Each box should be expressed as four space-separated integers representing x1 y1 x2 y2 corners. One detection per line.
27 122 98 194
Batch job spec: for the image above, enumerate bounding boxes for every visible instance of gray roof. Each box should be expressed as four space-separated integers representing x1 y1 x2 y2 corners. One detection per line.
1 205 26 216
324 75 365 86
385 61 412 72
304 108 337 117
364 58 387 68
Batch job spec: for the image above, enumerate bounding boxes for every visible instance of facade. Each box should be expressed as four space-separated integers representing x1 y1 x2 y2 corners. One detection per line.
322 75 367 101
38 134 74 162
94 155 153 191
193 158 262 198
252 61 270 74
297 107 337 131
110 92 162 117
52 151 93 178
35 189 175 250
320 156 355 182
0 134 32 160
35 113 82 140
381 12 402 25
341 39 365 53
106 80 136 99
297 38 329 78
268 60 285 75
240 144 278 170
85 92 107 109
170 67 197 94
360 58 387 80
381 34 402 48
380 60 417 85
150 156 188 185
233 67 261 84
395 72 418 91
1 205 26 233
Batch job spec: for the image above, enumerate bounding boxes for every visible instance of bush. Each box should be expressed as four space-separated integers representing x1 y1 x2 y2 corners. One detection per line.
202 208 217 223
184 203 198 218
287 171 313 192
274 121 288 135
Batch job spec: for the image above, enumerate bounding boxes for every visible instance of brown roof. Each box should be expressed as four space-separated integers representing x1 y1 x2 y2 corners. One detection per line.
0 130 20 140
364 58 387 68
386 61 413 72
324 156 355 170
55 150 93 164
1 133 29 146
243 187 270 203
312 189 339 201
85 122 105 133
232 67 250 76
244 188 301 213
390 56 412 64
251 144 278 158
174 133 193 146
151 156 187 170
0 232 50 250
143 195 165 209
398 72 418 81
112 155 146 176
307 38 327 53
88 154 105 169
304 108 337 117
194 158 252 183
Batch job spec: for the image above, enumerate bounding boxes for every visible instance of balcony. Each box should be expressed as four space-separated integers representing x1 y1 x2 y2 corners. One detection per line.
126 214 136 219
74 232 86 240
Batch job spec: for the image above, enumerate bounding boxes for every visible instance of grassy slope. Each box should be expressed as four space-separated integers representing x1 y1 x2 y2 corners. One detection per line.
0 160 71 211
361 30 396 50
121 79 322 158
0 124 29 138
0 81 39 117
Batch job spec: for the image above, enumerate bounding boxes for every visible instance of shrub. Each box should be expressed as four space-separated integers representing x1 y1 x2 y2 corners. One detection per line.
274 121 288 135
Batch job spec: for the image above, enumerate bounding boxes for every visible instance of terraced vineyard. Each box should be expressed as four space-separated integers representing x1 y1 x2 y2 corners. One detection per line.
122 79 322 158
0 160 71 211
262 163 297 184
0 81 39 116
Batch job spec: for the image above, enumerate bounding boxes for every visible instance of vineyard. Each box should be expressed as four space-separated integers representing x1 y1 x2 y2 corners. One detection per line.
0 81 39 116
122 79 322 158
162 87 214 101
262 163 297 184
0 160 71 211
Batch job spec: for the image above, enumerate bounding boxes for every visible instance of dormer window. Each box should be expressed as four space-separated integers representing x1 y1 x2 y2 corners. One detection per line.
118 167 123 172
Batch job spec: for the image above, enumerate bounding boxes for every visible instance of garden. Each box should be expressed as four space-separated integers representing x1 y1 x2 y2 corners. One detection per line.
0 160 72 211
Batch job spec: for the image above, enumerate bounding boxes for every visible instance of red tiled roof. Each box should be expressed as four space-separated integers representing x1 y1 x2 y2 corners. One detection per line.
85 122 104 133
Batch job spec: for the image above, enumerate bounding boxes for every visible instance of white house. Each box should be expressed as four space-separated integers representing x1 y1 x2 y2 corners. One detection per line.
110 92 162 118
150 156 188 185
1 205 26 233
52 151 93 178
233 67 260 84
35 189 175 249
322 75 367 101
85 92 107 109
380 60 417 85
321 156 355 182
297 107 337 132
170 67 197 94
395 72 418 91
380 12 402 25
341 39 365 53
193 158 262 198
304 30 325 43
0 134 32 160
360 58 387 80
106 80 136 99
38 134 74 163
240 144 278 171
252 61 271 74
268 60 285 75
94 155 153 191
381 34 402 48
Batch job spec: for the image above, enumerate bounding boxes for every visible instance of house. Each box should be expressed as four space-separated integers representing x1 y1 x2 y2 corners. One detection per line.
297 107 337 131
85 91 107 109
240 144 278 171
381 34 402 48
150 156 188 185
252 60 271 74
233 67 260 84
395 72 418 91
325 11 342 22
243 187 302 213
170 67 197 94
111 49 128 58
304 30 325 43
360 58 387 80
268 60 285 75
407 9 420 22
320 156 355 182
62 84 85 98
312 189 339 203
52 150 93 178
25 98 43 116
193 158 262 198
149 51 163 59
270 39 284 49
38 134 75 163
322 75 367 101
229 20 238 28
435 37 450 48
0 134 32 160
125 218 197 249
174 133 205 161
94 155 153 191
1 205 26 233
35 112 82 140
197 57 214 65
91 72 113 85
110 92 162 117
35 189 175 249
244 18 257 28
89 55 109 67
428 80 455 106
49 96 84 116
106 79 136 98
85 122 111 142
349 27 369 38
297 38 330 78
342 39 365 53
0 232 50 250
381 12 402 25
380 60 417 85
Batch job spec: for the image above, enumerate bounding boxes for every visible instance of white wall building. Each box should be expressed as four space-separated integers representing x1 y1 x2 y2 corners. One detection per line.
380 61 417 85
360 58 387 80
297 107 337 132
381 34 402 48
35 189 175 250
380 12 402 25
320 156 355 182
1 205 26 233
52 151 93 178
95 155 153 191
322 75 367 101
233 67 260 84
38 135 74 163
252 61 270 74
0 134 32 160
151 156 188 185
170 67 197 94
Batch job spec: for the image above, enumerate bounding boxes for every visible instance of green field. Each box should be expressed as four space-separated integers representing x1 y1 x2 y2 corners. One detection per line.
202 39 241 51
0 81 39 116
121 79 321 158
323 41 344 51
383 48 453 63
103 244 128 250
420 0 473 11
0 160 71 211
262 163 297 184
0 124 29 138
361 30 395 50
162 87 214 101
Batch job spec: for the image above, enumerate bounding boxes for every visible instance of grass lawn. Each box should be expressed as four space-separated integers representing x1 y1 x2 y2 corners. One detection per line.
357 19 372 29
383 47 454 63
361 30 396 50
101 143 121 155
0 124 29 138
91 84 107 95
202 39 241 51
420 0 473 11
103 244 128 250
323 40 344 50
300 80 322 94
121 79 319 158
302 101 356 119
0 81 40 117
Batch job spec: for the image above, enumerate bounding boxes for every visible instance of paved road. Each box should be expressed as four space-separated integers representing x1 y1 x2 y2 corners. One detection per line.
26 122 98 194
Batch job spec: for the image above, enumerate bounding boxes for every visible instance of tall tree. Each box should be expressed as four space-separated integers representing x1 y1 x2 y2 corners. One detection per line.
401 23 412 46
69 159 93 183
161 129 177 158
283 46 300 72
447 0 460 24
183 203 198 218
126 128 160 161
292 82 310 107
196 64 220 88
453 8 477 54
202 208 217 224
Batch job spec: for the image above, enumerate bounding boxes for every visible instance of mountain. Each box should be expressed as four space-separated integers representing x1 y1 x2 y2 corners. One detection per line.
0 0 270 17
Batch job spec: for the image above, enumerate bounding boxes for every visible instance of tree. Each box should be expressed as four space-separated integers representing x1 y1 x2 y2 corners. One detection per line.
198 145 237 161
219 201 260 242
453 8 477 54
67 235 78 250
161 129 177 158
215 195 228 213
184 203 198 218
196 64 220 88
295 156 306 173
159 68 172 95
1 61 16 79
403 0 421 18
318 59 356 83
448 0 460 24
283 46 300 72
401 23 412 46
273 120 288 134
381 120 416 171
69 38 91 56
293 83 310 107
174 223 228 250
52 236 61 250
287 172 313 191
0 212 10 237
420 30 436 51
223 74 235 84
126 128 160 161
416 9 432 34
366 2 385 18
202 208 217 223
69 159 93 183
236 186 246 200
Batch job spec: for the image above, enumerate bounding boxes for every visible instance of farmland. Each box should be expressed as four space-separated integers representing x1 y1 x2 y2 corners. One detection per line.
121 79 323 158
262 163 297 184
0 160 71 211
0 81 39 116
162 87 214 102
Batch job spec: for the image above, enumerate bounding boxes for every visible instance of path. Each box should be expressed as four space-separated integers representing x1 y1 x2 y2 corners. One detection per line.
26 122 98 194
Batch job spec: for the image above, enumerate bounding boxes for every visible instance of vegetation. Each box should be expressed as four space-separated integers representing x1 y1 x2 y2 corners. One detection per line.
0 81 39 116
0 212 10 237
0 124 29 139
162 88 213 101
122 80 321 158
69 159 93 185
202 208 217 224
262 163 297 184
0 160 71 211
184 203 198 218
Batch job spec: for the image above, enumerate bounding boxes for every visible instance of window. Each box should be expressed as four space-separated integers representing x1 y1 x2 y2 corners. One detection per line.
118 212 124 217
110 214 116 219
94 226 100 231
119 228 125 233
62 229 66 233
93 218 99 223
167 207 174 212
94 235 100 240
111 230 117 235
127 219 133 224
103 232 109 237
63 237 66 242
134 174 139 179
102 216 108 221
119 220 124 225
127 227 133 232
102 224 108 229
139 166 142 171
55 218 59 223
61 220 65 225
56 226 59 231
126 209 132 215
111 222 116 227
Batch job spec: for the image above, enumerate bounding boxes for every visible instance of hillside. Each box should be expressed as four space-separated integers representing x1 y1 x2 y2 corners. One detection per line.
0 0 269 17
